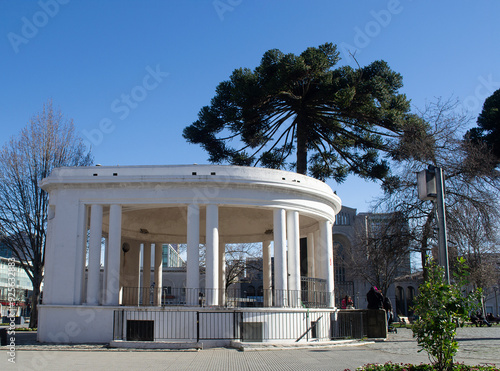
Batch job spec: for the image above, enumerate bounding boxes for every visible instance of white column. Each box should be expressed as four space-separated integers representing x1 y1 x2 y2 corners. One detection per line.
186 204 200 306
273 208 287 307
119 239 140 305
74 203 88 304
218 239 226 306
102 237 109 303
41 203 57 305
314 229 323 279
105 204 122 305
326 220 334 308
206 204 219 306
142 243 151 305
87 204 103 305
320 219 334 308
119 242 125 305
263 240 272 307
313 228 324 307
287 210 301 307
306 232 315 305
125 241 141 306
307 232 315 278
154 243 163 306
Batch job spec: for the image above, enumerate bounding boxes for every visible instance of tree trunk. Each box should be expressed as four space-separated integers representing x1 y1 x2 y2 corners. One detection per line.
29 276 42 328
296 118 308 175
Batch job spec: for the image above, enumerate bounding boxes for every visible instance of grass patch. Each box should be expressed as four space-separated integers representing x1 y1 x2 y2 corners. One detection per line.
15 327 37 331
0 324 36 331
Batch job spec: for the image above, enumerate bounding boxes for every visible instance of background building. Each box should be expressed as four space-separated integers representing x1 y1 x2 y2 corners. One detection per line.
332 206 416 319
0 255 33 318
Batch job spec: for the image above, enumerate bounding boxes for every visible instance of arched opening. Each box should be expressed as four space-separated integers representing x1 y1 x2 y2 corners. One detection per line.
395 285 406 317
407 286 415 317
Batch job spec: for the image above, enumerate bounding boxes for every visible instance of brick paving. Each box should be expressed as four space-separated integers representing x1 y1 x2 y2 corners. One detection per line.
2 326 499 370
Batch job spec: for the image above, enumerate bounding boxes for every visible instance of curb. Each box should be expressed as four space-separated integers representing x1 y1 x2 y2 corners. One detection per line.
231 339 374 351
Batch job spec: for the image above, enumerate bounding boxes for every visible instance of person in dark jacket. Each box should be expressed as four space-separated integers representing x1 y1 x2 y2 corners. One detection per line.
383 295 393 327
366 286 383 310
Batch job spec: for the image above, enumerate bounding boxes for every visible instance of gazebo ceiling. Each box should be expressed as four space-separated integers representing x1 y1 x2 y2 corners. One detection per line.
101 205 318 244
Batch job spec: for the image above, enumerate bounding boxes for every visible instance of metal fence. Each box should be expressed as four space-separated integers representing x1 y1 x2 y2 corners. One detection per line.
112 308 346 343
121 286 332 308
332 310 367 339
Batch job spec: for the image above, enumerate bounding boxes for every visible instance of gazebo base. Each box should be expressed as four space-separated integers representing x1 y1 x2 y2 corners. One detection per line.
38 305 347 345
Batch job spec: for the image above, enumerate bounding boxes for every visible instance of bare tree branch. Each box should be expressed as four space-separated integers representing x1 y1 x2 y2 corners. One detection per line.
0 100 93 327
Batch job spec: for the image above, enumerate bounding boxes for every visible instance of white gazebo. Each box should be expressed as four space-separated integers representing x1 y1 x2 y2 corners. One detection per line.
38 165 342 345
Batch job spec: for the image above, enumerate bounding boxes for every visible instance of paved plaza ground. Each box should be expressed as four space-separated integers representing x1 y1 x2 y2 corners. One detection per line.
2 326 499 370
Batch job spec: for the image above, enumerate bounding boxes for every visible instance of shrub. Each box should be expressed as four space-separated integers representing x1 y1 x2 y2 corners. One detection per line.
411 258 482 371
351 362 498 371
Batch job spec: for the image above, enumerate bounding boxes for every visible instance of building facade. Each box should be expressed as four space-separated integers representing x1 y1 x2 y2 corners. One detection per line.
0 257 32 318
332 206 415 318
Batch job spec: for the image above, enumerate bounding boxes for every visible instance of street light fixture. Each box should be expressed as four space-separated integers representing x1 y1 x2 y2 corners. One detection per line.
417 165 450 284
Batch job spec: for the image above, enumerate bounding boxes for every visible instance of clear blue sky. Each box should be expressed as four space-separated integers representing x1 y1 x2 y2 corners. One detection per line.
1 1 499 212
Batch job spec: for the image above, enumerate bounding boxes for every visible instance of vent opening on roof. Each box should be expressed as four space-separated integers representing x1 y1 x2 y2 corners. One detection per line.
192 172 197 175
113 173 118 176
93 173 98 176
211 172 216 175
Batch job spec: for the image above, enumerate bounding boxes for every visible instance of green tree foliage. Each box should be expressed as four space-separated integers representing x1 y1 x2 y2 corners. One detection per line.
183 43 426 181
0 100 93 327
467 88 500 163
412 258 482 371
